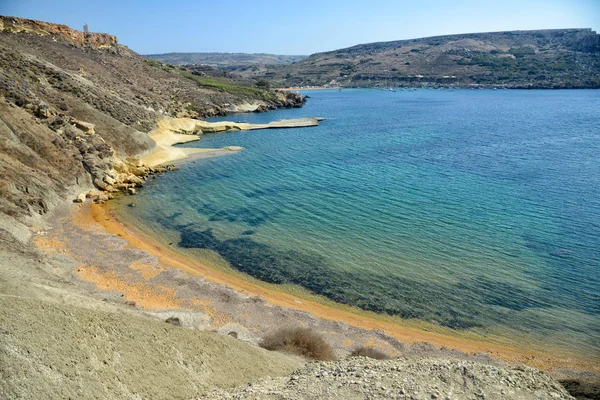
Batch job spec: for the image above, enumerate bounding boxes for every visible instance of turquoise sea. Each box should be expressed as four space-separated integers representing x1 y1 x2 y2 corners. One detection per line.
116 89 600 359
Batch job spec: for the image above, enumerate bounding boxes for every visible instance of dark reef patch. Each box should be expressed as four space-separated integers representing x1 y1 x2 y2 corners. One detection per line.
174 224 555 330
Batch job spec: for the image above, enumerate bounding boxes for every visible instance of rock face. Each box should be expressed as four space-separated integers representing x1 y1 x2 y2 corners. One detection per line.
0 16 117 49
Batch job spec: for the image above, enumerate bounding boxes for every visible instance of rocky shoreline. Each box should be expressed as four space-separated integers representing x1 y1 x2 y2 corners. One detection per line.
70 116 324 204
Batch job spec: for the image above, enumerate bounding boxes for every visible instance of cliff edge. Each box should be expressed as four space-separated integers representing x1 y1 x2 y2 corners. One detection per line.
0 16 118 49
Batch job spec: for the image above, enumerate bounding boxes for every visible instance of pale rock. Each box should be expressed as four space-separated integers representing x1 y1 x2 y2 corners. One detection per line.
86 189 104 198
130 166 148 177
93 178 110 191
126 157 144 167
72 119 95 134
124 174 144 186
113 161 129 173
73 193 86 203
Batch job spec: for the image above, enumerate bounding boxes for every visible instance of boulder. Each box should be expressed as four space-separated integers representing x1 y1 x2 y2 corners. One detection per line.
86 190 100 198
130 166 148 177
124 174 144 186
86 189 104 198
73 193 86 203
104 175 116 186
72 119 95 134
35 104 54 119
93 193 109 203
127 187 136 195
126 157 144 168
113 161 129 173
93 178 110 191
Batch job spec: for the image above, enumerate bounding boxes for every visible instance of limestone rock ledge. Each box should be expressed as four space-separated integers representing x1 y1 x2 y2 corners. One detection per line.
75 158 177 204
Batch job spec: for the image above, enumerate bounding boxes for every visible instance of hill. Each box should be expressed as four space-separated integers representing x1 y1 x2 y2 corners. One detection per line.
145 52 307 68
0 15 304 221
244 29 600 88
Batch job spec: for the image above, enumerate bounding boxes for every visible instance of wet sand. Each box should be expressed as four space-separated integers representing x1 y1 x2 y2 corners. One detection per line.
76 202 598 376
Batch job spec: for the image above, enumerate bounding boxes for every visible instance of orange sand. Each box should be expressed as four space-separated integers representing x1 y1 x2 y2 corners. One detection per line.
75 202 599 375
33 235 69 253
128 260 164 280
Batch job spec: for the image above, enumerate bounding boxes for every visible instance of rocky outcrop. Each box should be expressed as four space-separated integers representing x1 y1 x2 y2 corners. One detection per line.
0 16 117 49
0 20 309 222
77 158 177 204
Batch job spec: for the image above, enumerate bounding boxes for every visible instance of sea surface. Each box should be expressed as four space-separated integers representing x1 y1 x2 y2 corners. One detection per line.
115 89 600 359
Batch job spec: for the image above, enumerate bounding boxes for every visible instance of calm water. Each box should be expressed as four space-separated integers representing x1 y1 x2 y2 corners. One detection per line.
116 89 600 358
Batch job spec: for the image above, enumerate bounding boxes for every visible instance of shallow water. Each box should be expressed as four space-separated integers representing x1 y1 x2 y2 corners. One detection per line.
116 89 600 359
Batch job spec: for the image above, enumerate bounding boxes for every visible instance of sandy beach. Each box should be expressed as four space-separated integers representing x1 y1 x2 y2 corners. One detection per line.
76 203 597 375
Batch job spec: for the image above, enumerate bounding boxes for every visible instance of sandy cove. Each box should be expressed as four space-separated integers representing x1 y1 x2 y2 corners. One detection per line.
55 202 597 378
31 115 598 384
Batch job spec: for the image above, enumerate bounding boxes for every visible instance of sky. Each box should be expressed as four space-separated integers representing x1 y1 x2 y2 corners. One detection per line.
1 0 599 55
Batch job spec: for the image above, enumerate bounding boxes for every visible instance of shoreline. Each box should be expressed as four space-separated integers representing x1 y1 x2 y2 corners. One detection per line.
84 201 598 376
80 112 598 378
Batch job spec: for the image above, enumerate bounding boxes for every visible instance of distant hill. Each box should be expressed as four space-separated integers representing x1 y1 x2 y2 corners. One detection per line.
145 52 307 68
242 29 600 89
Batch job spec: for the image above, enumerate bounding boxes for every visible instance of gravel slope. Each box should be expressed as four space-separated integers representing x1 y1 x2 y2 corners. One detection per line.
198 357 574 400
0 295 303 399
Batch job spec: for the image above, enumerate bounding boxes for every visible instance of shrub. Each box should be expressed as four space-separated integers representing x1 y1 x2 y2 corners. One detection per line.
349 346 391 360
255 79 271 89
259 327 334 361
509 46 535 58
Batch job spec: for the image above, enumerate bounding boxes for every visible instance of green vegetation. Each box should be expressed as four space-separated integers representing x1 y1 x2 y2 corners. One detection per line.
509 46 536 58
144 58 276 100
260 327 335 361
253 29 599 89
255 79 271 89
178 69 276 100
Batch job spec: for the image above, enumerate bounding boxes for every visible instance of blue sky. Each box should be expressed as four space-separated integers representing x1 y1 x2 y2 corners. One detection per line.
1 0 599 55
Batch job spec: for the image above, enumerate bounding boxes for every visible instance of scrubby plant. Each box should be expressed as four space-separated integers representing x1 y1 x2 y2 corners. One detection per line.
349 346 391 360
255 79 271 89
259 327 334 361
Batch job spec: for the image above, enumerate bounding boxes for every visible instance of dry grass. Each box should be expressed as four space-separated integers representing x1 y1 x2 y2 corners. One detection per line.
349 346 391 360
260 327 334 361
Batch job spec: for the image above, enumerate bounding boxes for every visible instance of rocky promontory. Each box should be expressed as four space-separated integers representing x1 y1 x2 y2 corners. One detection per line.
0 17 308 219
